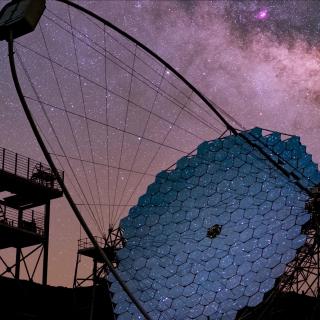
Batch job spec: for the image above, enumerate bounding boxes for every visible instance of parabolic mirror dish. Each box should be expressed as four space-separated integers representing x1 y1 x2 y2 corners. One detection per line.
110 127 320 320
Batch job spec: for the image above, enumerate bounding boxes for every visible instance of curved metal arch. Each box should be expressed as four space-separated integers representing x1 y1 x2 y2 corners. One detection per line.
5 1 313 319
7 19 152 320
56 0 237 136
56 0 312 198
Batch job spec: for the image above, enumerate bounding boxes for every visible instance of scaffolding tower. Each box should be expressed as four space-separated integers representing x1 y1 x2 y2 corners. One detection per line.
73 227 125 288
0 146 63 285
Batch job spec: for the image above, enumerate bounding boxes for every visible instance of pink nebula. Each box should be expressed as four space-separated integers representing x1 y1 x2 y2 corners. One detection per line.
256 9 268 20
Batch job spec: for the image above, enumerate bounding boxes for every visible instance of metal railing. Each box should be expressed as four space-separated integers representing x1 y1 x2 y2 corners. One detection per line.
78 236 106 250
0 146 63 191
0 204 44 236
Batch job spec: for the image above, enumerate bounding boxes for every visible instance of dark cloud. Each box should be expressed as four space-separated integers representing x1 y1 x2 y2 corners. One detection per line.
176 0 197 12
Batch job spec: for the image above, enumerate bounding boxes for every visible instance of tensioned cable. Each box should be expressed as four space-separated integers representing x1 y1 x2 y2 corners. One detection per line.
48 151 155 177
36 112 97 230
38 28 105 235
45 8 227 132
25 92 192 217
17 59 104 236
38 21 103 230
112 65 167 223
26 102 97 229
111 44 137 223
41 13 223 135
71 9 242 135
54 0 235 136
103 23 112 227
55 1 240 146
15 66 91 223
68 7 105 231
22 93 193 155
17 40 219 142
23 92 205 153
113 90 195 224
16 48 104 236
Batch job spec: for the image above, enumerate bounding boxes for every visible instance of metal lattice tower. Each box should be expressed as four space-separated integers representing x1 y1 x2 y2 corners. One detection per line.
74 227 126 288
0 146 63 285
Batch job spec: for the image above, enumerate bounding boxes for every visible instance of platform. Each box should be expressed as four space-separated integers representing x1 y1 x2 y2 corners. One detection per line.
0 222 43 249
0 204 44 248
0 146 63 252
78 237 118 264
0 147 63 209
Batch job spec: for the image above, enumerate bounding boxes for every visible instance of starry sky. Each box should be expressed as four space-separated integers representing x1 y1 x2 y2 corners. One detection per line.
0 0 320 287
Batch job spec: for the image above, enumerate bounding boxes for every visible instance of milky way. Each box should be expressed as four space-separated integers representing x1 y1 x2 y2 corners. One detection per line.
0 0 320 287
84 0 320 154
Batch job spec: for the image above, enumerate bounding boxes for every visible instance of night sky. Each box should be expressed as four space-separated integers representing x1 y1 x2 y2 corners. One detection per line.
0 0 320 287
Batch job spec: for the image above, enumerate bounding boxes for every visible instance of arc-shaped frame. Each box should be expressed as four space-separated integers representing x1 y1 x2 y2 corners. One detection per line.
5 1 314 319
5 1 238 318
56 0 311 198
